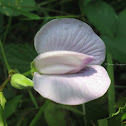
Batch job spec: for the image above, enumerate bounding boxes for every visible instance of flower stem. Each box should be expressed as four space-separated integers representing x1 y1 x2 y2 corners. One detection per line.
0 40 11 71
0 76 11 92
107 52 115 116
82 104 87 126
22 70 31 76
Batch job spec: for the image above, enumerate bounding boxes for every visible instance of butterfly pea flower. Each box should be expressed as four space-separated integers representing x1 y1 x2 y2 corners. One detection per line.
32 18 111 105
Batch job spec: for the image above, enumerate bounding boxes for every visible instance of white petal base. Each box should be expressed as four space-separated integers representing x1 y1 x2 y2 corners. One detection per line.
33 65 111 105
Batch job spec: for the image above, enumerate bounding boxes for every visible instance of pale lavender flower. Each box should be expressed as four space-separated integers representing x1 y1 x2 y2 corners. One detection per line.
32 18 111 105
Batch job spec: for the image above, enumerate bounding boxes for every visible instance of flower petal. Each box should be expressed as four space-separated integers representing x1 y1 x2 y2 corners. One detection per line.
33 65 110 105
34 18 105 65
34 51 94 74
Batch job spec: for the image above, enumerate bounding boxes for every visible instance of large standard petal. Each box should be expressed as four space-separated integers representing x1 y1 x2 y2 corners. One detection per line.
34 18 105 65
33 65 110 105
33 51 94 74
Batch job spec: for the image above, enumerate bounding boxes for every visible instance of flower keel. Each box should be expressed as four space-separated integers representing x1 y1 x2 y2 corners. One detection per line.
33 51 94 75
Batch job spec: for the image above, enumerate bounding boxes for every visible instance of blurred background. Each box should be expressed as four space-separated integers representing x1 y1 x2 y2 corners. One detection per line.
0 0 126 126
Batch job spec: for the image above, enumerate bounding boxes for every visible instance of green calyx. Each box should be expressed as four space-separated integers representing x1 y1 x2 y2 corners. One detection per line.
10 74 33 89
30 61 37 76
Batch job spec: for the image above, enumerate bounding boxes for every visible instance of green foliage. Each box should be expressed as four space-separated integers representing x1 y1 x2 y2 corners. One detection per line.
0 0 36 16
98 104 126 126
27 89 39 109
117 9 126 37
44 102 67 126
58 104 83 115
85 1 117 37
79 0 91 15
4 95 22 119
0 105 7 126
0 14 3 32
10 7 41 20
102 36 126 63
0 43 37 73
84 0 126 63
0 92 6 109
116 97 126 108
29 100 50 126
82 100 108 125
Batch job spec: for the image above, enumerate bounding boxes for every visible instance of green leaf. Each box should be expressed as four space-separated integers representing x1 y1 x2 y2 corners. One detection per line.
122 113 126 125
98 104 126 126
0 105 7 126
116 97 126 108
102 36 126 63
0 43 37 73
4 95 22 119
117 9 126 37
79 0 91 15
9 7 41 20
85 1 117 37
108 104 126 126
98 119 108 126
86 101 108 124
0 0 36 16
44 102 67 126
0 92 6 109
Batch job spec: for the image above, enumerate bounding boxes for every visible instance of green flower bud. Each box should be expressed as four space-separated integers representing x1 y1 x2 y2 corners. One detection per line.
11 74 33 89
0 92 6 109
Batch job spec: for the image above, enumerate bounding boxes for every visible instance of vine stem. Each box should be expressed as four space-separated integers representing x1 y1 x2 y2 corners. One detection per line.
0 40 11 71
27 89 39 109
82 104 87 126
0 76 11 92
107 52 115 116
